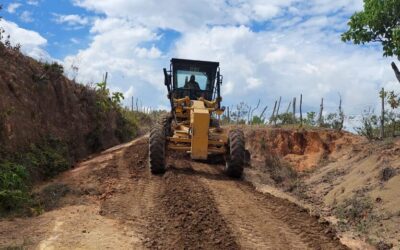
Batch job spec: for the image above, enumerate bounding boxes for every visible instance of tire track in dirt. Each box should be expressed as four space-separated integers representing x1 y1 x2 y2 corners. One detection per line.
97 136 164 248
186 161 347 250
99 139 239 249
0 136 348 249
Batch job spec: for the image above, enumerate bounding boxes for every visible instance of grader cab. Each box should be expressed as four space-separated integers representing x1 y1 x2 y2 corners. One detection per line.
148 58 245 178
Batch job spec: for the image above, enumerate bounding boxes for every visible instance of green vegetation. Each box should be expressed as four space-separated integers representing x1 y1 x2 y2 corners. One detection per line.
86 80 139 151
342 0 400 59
115 108 139 142
343 0 400 122
95 81 124 111
335 194 374 233
354 108 400 140
0 162 30 214
0 137 71 214
24 137 71 179
43 62 64 76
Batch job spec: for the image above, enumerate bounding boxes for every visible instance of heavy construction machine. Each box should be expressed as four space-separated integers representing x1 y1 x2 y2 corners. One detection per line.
148 58 245 178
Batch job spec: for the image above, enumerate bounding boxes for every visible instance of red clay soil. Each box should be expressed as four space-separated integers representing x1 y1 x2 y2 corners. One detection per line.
0 136 347 249
245 127 362 171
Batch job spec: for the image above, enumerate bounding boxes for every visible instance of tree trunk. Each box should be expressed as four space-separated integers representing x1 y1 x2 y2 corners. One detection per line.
391 62 400 83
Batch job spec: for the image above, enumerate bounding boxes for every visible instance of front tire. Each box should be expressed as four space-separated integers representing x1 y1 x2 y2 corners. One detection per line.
225 129 245 178
159 114 172 137
149 125 166 174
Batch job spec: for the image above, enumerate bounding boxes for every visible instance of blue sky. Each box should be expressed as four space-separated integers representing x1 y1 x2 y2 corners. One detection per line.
1 0 399 128
2 0 95 58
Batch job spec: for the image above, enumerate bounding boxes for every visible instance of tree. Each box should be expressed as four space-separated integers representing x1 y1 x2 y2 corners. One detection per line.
341 0 400 82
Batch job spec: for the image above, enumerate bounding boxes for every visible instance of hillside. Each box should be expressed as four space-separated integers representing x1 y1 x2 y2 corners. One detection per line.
0 43 131 160
243 127 400 249
0 42 142 214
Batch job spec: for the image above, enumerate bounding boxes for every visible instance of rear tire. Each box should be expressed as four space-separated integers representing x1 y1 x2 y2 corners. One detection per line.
149 125 166 174
225 129 245 178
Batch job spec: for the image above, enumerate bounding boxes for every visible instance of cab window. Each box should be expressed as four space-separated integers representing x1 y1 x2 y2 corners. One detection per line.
176 70 209 90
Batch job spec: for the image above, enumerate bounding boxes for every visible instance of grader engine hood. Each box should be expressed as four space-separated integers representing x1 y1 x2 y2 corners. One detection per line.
190 101 210 160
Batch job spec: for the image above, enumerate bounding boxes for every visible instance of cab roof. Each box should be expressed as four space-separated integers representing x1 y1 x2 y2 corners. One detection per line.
171 58 219 68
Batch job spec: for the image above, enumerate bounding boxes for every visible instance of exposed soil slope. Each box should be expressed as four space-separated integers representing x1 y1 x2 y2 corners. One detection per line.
0 43 123 161
244 127 400 249
0 136 346 249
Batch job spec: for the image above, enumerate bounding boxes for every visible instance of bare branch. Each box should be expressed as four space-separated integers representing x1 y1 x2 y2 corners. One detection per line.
391 62 400 83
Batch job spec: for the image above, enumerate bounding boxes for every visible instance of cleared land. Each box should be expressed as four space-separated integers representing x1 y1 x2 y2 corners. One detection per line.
0 136 346 249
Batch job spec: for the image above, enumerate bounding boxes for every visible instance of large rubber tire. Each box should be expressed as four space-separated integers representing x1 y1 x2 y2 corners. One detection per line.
159 114 172 137
225 129 245 178
149 125 166 174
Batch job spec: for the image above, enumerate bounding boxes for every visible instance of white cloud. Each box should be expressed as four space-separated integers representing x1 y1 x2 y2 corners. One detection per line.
173 24 395 116
6 3 21 13
0 19 50 60
72 0 300 32
20 11 34 23
124 86 135 99
64 0 398 121
27 0 40 6
70 38 80 44
63 18 166 107
53 14 90 27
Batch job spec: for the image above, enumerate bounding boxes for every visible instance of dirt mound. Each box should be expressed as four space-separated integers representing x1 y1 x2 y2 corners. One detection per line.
245 127 361 171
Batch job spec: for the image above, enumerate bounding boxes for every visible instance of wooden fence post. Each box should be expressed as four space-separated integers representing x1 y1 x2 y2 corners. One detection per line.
260 105 268 123
318 98 324 126
276 97 281 117
250 99 261 124
300 94 303 127
292 97 296 122
227 106 230 123
270 100 277 125
286 101 292 113
381 88 385 139
338 94 344 131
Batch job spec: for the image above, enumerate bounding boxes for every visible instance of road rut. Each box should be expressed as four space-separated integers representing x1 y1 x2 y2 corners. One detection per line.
0 136 347 249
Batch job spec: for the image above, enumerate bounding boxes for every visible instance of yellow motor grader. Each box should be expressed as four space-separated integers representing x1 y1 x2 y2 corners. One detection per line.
149 58 245 178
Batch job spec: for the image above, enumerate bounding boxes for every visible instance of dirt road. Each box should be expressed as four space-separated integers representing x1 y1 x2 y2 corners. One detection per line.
0 136 347 249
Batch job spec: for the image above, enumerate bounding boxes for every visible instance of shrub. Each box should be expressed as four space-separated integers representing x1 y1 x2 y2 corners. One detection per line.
355 113 380 140
86 126 104 152
43 62 64 76
265 155 297 185
304 112 317 126
0 161 30 213
0 136 72 213
95 81 124 111
335 194 374 233
23 137 71 179
115 109 138 142
380 167 396 182
274 112 297 125
322 112 344 130
34 183 70 211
